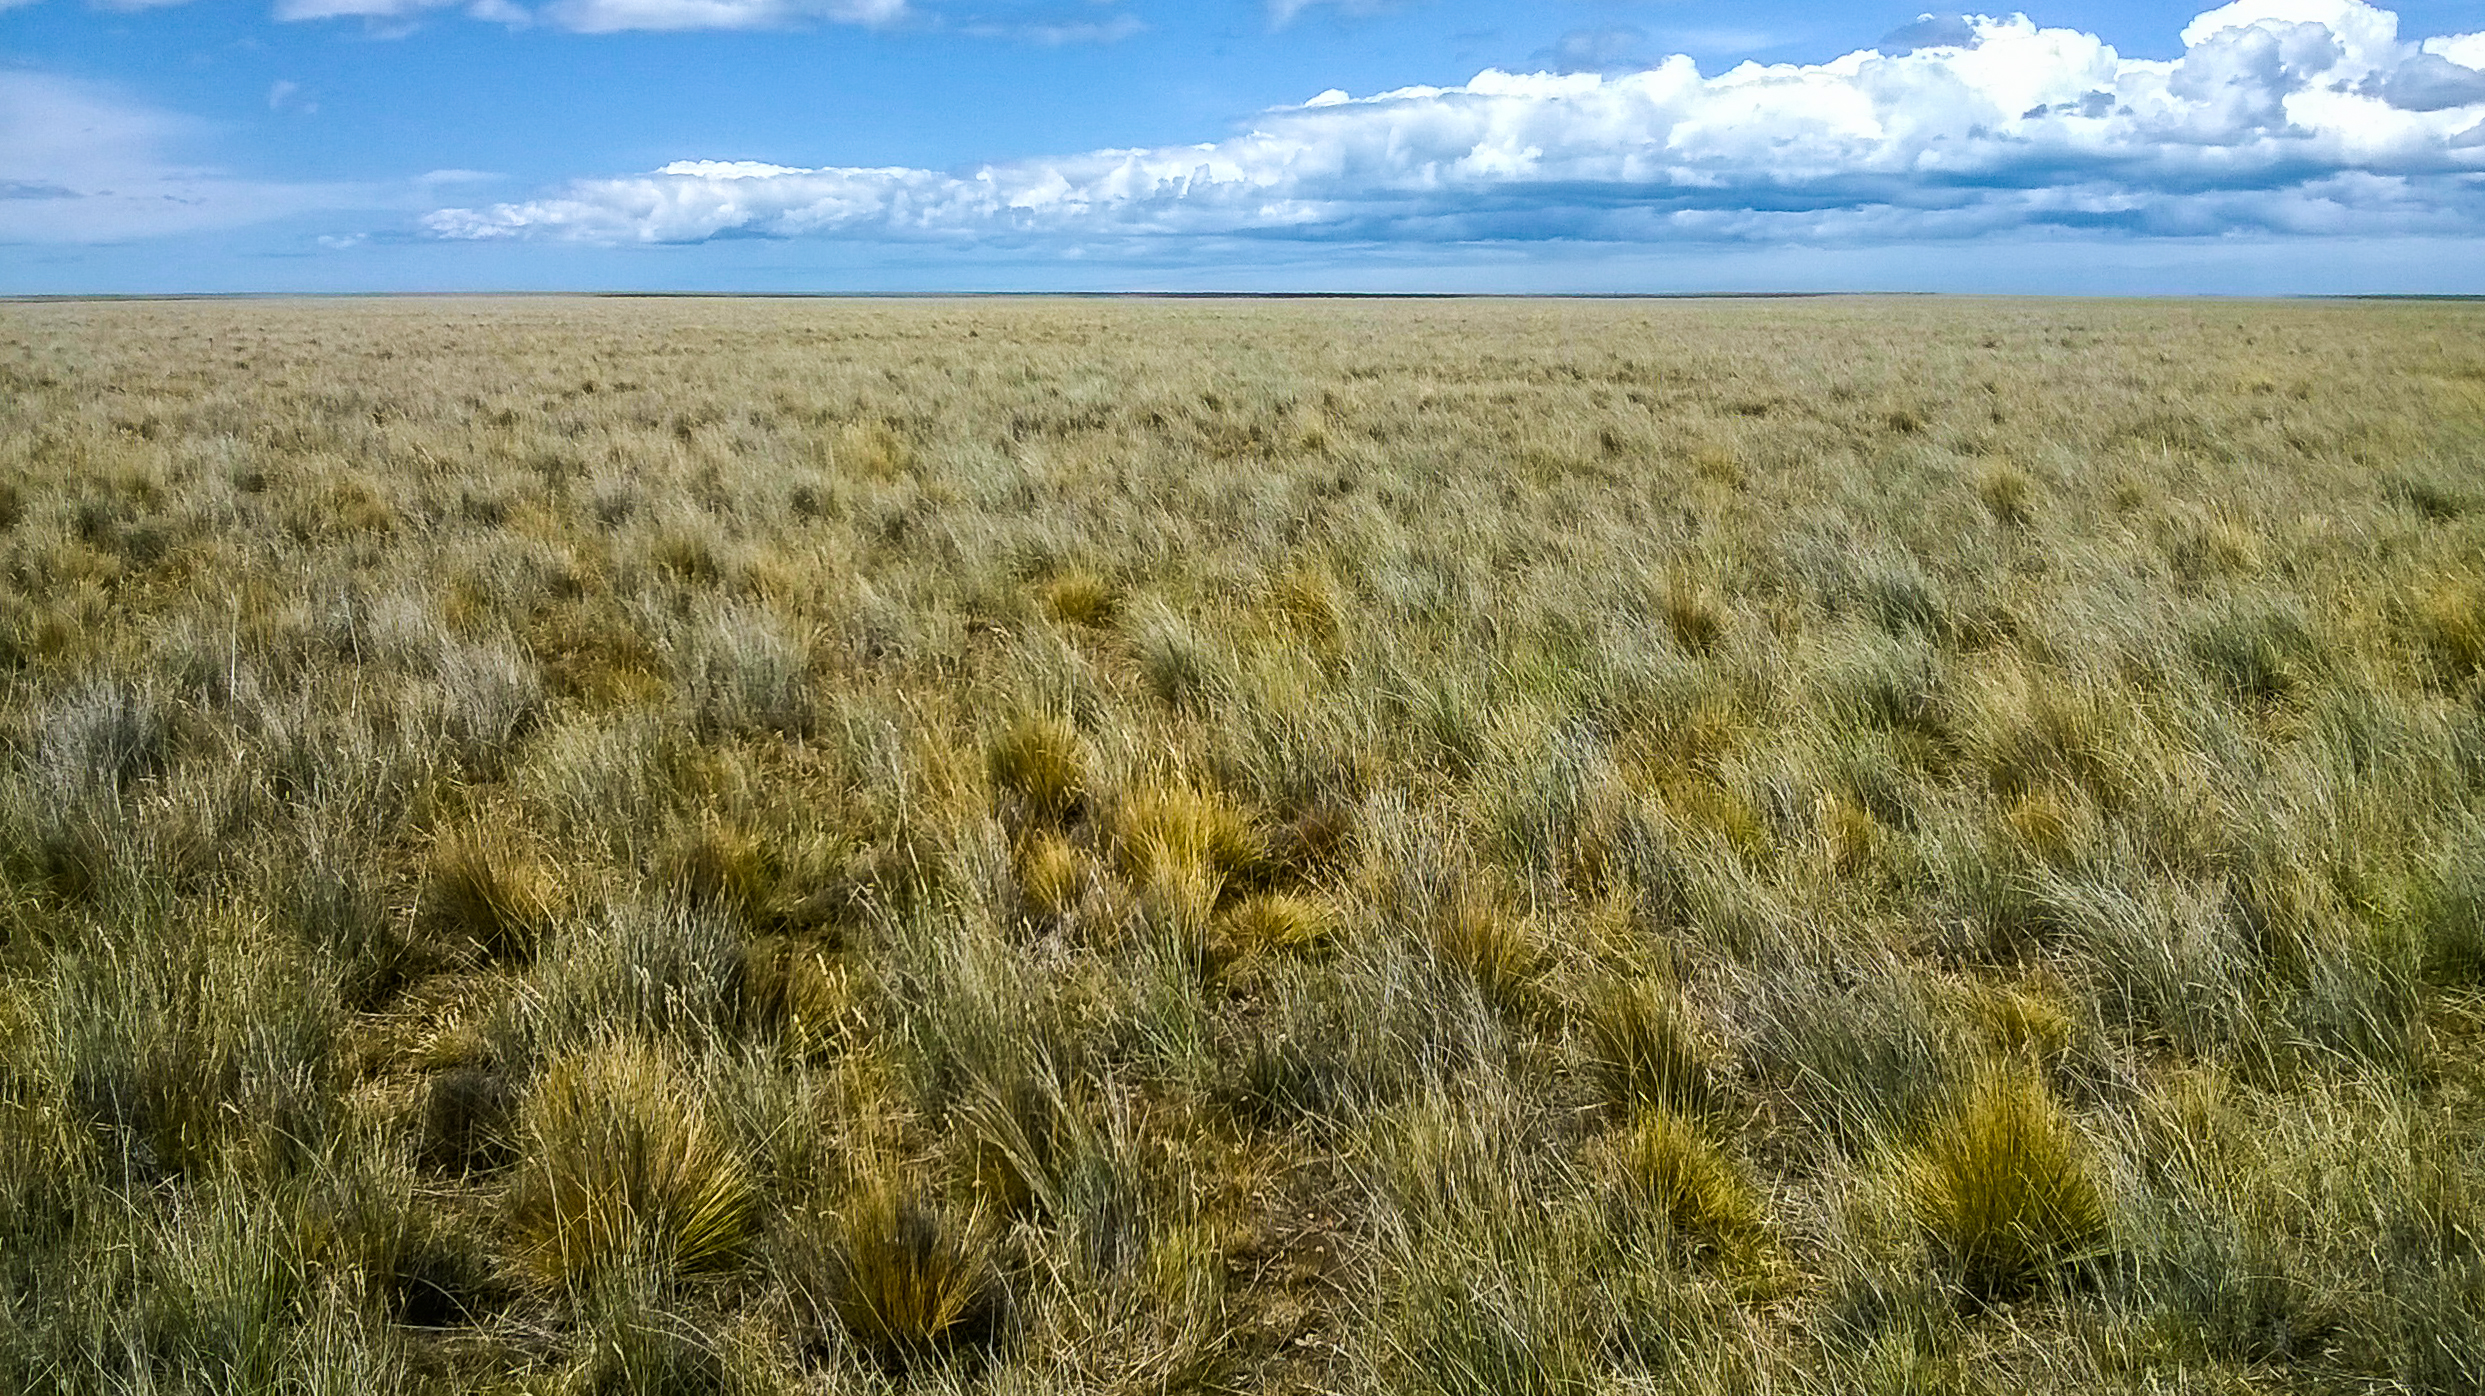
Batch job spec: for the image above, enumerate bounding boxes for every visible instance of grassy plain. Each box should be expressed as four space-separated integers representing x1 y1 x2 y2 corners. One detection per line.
0 293 2481 1394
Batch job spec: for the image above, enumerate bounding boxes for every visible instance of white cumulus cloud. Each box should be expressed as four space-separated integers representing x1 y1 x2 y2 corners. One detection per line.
427 1 2485 250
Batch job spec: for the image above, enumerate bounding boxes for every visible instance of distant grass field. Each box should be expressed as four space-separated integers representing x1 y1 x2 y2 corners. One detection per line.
1 294 2482 1394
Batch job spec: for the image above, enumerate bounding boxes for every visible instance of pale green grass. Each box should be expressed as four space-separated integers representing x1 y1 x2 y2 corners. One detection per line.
0 294 2479 1393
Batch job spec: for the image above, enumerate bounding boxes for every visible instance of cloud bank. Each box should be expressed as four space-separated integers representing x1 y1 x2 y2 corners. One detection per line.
427 0 2485 252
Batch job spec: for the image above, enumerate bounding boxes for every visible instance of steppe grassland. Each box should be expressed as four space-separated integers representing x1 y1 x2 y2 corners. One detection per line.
0 294 2480 1394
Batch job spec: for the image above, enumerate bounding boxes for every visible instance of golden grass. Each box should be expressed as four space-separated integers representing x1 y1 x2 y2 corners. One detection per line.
1902 1070 2109 1300
508 1039 752 1284
805 1178 1002 1369
1595 1108 1767 1254
422 821 558 964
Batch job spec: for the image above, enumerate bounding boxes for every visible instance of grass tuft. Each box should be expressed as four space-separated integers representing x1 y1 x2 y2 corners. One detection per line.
1221 889 1335 955
1014 828 1088 924
1270 565 1344 647
802 1179 1004 1370
1428 881 1540 1015
1040 567 1117 627
1903 1069 2109 1301
1661 584 1727 655
2412 579 2485 685
423 821 558 964
508 1040 752 1285
1581 978 1721 1120
986 712 1086 823
1976 463 2036 526
1115 782 1261 917
1596 1109 1766 1253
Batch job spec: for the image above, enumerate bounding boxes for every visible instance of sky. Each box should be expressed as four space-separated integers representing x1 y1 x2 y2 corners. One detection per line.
4 0 2484 292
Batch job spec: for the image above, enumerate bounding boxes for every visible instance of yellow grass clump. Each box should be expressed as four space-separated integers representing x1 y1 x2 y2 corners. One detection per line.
422 821 558 963
1903 1070 2109 1300
1596 1109 1767 1253
807 1179 1003 1369
986 712 1087 823
508 1040 752 1284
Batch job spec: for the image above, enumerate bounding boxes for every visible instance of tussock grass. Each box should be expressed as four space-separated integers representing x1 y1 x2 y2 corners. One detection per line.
1903 1069 2109 1301
1425 879 1541 1016
509 1039 752 1284
423 820 558 964
793 1176 1003 1370
1595 1109 1768 1255
4 295 2483 1391
1580 977 1721 1120
1039 566 1117 628
986 710 1086 823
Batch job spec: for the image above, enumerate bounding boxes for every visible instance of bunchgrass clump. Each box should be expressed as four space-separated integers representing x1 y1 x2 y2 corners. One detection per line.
1114 783 1260 906
1903 1069 2109 1301
1221 889 1335 955
1661 584 1727 656
1595 1109 1766 1255
508 1040 752 1285
1427 882 1540 1016
1976 463 2036 527
986 712 1086 824
423 821 557 963
1269 565 1344 648
1040 567 1117 628
1581 978 1720 1120
801 1180 1004 1370
1014 829 1087 924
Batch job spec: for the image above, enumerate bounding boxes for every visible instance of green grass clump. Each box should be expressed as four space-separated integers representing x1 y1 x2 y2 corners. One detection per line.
1221 889 1335 954
2412 579 2485 685
508 1040 751 1284
1114 782 1261 917
1903 1070 2109 1301
1976 463 2037 527
1660 584 1727 655
1269 565 1344 648
1014 828 1088 923
1581 978 1720 1120
655 816 772 917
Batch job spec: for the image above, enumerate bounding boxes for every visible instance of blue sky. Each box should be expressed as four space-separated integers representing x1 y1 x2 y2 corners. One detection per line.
5 0 2484 292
